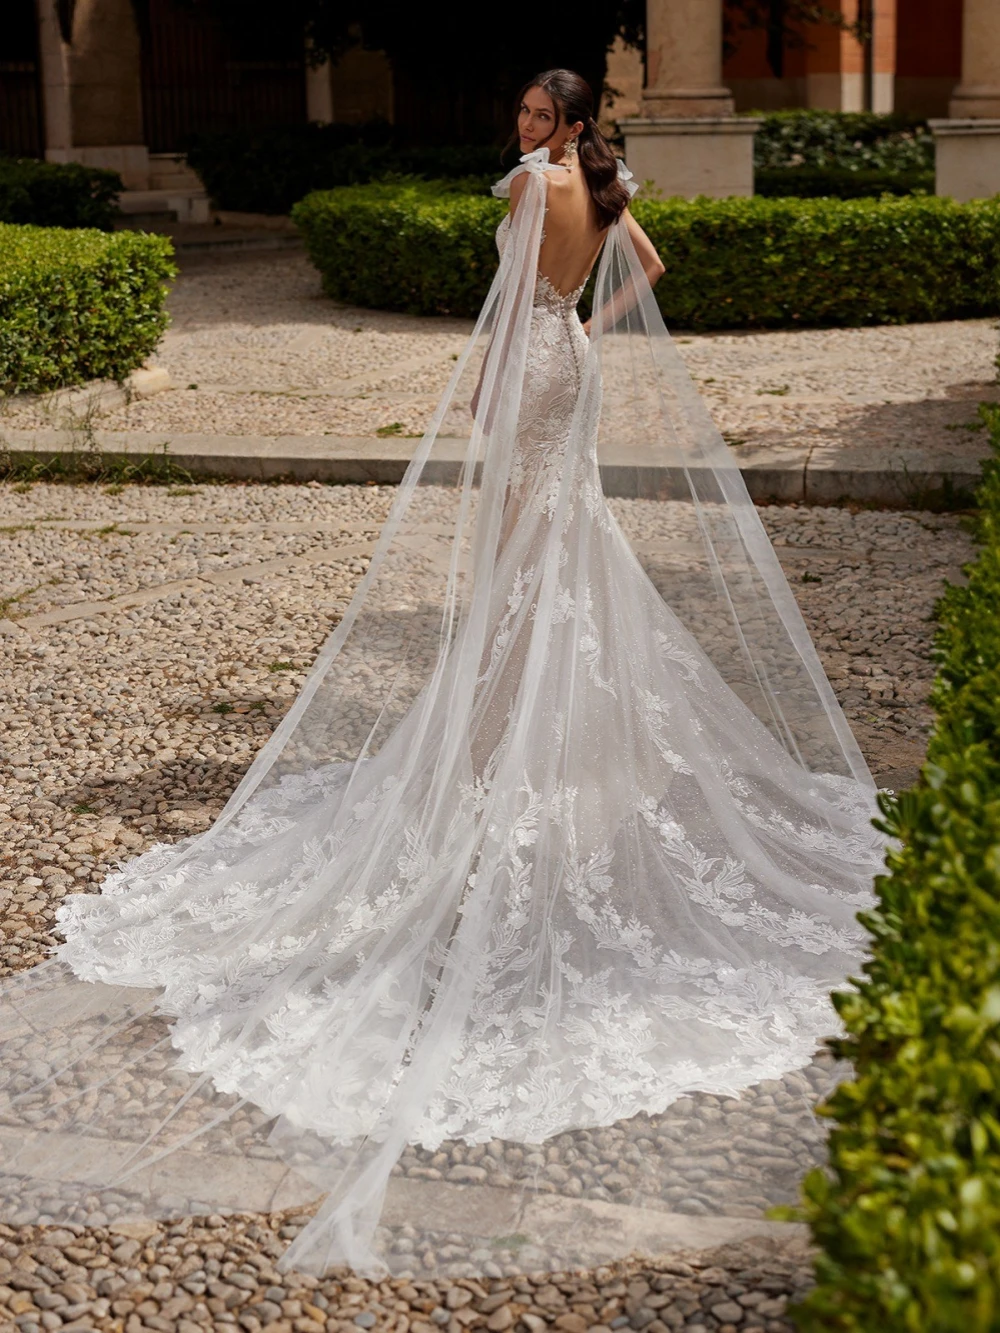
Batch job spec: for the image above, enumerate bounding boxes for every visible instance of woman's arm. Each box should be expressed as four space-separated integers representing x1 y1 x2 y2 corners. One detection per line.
506 171 529 221
471 172 533 425
581 209 664 336
624 210 666 286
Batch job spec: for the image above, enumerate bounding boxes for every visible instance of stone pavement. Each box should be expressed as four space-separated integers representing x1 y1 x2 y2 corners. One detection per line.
0 1218 815 1333
0 246 989 1330
1 250 995 503
0 486 969 929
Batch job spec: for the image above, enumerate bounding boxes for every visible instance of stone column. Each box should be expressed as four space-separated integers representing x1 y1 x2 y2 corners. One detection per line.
949 0 1000 118
306 46 334 124
642 0 732 116
41 0 149 189
619 0 758 199
35 0 73 155
930 0 1000 201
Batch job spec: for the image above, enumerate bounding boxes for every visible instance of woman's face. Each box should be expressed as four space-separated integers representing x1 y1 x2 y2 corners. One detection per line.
518 86 560 154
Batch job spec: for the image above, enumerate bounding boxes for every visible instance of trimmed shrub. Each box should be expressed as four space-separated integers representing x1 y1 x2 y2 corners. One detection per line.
293 181 502 318
631 194 1000 328
755 166 933 199
0 224 176 394
186 124 506 214
185 113 938 217
753 109 934 173
293 183 1000 330
791 400 1000 1331
0 158 122 230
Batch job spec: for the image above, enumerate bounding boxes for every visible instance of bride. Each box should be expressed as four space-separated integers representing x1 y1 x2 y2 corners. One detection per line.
0 68 883 1279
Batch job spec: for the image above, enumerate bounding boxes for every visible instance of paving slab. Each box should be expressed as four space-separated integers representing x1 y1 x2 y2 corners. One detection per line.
2 251 994 503
0 1119 803 1263
1 427 990 504
0 481 973 1314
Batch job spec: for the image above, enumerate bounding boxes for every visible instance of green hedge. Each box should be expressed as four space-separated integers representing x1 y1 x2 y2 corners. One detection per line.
186 125 506 214
755 166 933 199
753 110 934 172
293 182 501 319
0 225 176 394
0 158 122 230
293 184 1000 330
185 113 935 215
792 399 1000 1331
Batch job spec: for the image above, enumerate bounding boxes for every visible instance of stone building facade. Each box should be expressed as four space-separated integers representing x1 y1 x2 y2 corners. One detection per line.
0 0 996 202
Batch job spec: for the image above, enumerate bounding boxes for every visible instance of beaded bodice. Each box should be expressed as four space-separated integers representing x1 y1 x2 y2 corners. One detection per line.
489 210 592 524
533 269 587 312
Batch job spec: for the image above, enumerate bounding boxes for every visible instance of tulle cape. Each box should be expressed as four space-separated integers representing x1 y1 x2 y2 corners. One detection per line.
0 149 882 1278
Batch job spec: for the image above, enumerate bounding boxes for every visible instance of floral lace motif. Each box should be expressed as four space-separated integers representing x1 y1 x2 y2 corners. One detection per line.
534 271 587 312
496 210 595 524
49 173 885 1157
56 742 880 1147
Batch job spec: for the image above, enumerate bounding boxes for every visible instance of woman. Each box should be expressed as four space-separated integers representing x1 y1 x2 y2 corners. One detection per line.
0 71 883 1279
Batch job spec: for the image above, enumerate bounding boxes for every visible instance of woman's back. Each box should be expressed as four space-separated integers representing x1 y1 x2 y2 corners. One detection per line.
537 166 607 297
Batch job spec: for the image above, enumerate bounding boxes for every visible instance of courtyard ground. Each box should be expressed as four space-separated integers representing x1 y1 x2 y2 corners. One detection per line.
0 247 990 1333
2 249 995 476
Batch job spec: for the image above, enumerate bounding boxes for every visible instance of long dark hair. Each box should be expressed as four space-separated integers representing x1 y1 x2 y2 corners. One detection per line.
505 69 630 229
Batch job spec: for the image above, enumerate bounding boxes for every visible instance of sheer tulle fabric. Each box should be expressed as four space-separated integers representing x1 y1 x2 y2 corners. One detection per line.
0 150 883 1277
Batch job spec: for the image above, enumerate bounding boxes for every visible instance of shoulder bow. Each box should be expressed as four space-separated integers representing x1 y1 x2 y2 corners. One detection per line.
616 158 639 199
492 146 568 198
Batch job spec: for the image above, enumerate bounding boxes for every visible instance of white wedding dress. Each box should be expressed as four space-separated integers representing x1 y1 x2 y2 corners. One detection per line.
0 150 883 1278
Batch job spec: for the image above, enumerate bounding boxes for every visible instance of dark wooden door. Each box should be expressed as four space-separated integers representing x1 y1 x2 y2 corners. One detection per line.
140 0 306 152
0 0 44 157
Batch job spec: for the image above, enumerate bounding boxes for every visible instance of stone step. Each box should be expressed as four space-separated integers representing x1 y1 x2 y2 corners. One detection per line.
0 428 989 506
148 152 203 192
0 1120 805 1265
118 188 210 225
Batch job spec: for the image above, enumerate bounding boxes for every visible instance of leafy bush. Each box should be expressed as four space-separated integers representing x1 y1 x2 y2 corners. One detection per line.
755 166 933 199
0 158 122 230
185 113 939 215
791 399 1000 1331
293 183 1000 330
0 224 176 394
632 194 1000 328
293 181 501 316
186 124 507 214
753 109 934 172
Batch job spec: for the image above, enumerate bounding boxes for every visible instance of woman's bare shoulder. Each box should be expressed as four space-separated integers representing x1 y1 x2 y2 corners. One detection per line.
543 174 604 237
507 170 530 217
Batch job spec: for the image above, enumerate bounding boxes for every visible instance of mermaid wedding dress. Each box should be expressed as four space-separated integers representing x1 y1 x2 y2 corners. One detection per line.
0 149 883 1278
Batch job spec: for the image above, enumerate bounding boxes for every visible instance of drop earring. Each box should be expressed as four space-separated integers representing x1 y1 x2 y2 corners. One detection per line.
563 136 578 162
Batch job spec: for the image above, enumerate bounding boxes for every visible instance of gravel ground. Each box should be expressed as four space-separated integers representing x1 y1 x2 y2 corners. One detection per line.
0 1218 812 1333
0 230 991 1330
0 477 976 1322
0 486 965 951
0 476 974 1325
1 251 994 455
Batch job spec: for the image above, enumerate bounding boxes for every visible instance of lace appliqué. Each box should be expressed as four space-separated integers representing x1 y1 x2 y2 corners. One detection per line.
46 174 885 1159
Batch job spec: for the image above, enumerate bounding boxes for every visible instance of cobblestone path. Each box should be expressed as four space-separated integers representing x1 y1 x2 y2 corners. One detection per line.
1 251 995 459
0 247 985 1331
0 483 968 985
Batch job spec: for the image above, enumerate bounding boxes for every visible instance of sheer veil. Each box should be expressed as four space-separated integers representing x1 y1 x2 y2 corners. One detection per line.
0 148 882 1278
